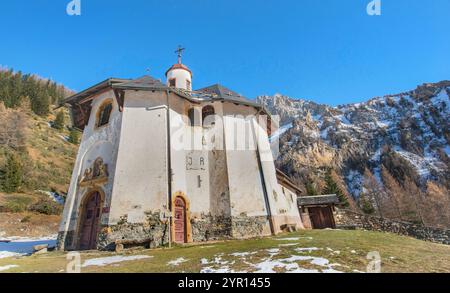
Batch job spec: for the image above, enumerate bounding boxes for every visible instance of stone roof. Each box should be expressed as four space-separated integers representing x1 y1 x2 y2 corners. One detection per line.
195 84 261 108
60 75 270 129
113 75 166 90
297 194 339 206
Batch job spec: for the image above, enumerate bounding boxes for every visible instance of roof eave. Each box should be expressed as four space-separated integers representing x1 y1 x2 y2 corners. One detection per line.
60 78 130 107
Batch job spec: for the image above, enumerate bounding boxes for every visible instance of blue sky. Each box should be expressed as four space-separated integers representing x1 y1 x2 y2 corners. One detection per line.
0 0 449 105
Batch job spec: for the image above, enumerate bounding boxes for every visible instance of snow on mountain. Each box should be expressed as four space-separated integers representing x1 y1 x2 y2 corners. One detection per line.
258 81 450 198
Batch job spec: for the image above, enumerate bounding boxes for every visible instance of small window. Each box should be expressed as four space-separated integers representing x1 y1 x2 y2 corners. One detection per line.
186 80 191 91
97 101 113 128
169 78 176 87
202 105 215 126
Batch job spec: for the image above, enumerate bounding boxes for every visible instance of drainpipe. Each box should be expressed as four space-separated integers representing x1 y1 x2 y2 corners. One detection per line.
165 89 173 248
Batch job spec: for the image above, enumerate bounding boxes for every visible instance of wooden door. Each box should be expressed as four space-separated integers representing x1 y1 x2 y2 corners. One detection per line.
174 197 186 243
79 192 102 250
309 206 335 229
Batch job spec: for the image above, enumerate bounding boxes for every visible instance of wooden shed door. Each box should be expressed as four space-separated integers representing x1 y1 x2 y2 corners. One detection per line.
79 192 102 250
309 206 335 229
174 197 187 243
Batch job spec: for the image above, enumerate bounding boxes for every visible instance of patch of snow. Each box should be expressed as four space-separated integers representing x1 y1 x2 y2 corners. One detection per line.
311 257 330 266
0 265 19 272
200 266 245 273
350 250 357 254
396 149 443 178
82 255 152 267
322 268 344 273
295 247 320 253
251 254 342 273
275 237 300 241
278 243 298 247
167 257 188 266
230 252 255 257
37 190 65 205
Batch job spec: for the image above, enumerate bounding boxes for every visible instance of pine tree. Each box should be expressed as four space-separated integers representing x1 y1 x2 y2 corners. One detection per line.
53 110 65 130
359 194 375 214
2 153 23 193
322 168 349 207
68 128 80 144
330 169 358 211
30 86 50 116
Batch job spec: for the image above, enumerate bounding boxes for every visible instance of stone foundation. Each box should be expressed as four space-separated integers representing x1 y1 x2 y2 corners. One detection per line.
336 208 450 245
191 214 232 242
57 230 75 251
231 216 272 238
58 213 276 251
97 212 169 250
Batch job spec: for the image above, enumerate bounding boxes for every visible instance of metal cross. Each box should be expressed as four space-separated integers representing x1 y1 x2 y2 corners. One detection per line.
175 45 185 64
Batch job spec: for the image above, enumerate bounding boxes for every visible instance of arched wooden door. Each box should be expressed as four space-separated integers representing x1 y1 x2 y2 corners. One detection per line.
174 197 187 243
79 192 102 250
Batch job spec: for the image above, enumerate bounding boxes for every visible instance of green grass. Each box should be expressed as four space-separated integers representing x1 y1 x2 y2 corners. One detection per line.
1 229 450 273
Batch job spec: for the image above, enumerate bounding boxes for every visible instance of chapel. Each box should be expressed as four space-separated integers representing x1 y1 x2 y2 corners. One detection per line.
57 48 306 251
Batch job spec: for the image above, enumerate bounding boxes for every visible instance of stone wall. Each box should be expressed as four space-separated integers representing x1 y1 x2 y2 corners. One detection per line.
191 214 232 242
97 212 169 251
231 216 271 239
335 208 450 245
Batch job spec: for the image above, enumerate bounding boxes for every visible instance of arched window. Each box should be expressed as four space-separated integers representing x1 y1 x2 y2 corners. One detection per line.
202 105 215 127
96 100 113 128
188 108 200 127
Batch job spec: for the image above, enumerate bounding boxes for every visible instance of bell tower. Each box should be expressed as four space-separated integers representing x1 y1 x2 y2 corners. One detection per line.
165 46 193 91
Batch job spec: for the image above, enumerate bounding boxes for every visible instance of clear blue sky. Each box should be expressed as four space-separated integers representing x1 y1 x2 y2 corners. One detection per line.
0 0 449 105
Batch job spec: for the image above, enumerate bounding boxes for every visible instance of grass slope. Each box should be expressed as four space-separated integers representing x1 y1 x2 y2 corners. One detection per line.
1 230 449 273
0 105 77 236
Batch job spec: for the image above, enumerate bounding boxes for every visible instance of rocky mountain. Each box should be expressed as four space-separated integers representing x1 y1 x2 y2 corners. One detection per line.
258 81 450 225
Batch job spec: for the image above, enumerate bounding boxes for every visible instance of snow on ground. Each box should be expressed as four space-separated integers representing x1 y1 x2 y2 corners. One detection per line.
167 257 188 266
275 237 300 241
82 255 152 267
295 247 321 253
278 243 298 247
230 252 257 257
0 265 19 272
200 247 344 273
37 190 65 205
396 149 443 177
0 236 57 259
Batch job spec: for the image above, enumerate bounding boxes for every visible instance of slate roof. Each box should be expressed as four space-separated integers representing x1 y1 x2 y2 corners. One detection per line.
61 78 130 106
60 76 268 115
194 84 261 107
112 75 166 90
297 194 340 206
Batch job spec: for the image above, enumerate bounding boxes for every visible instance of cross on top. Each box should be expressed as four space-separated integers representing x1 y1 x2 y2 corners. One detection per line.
175 45 185 64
